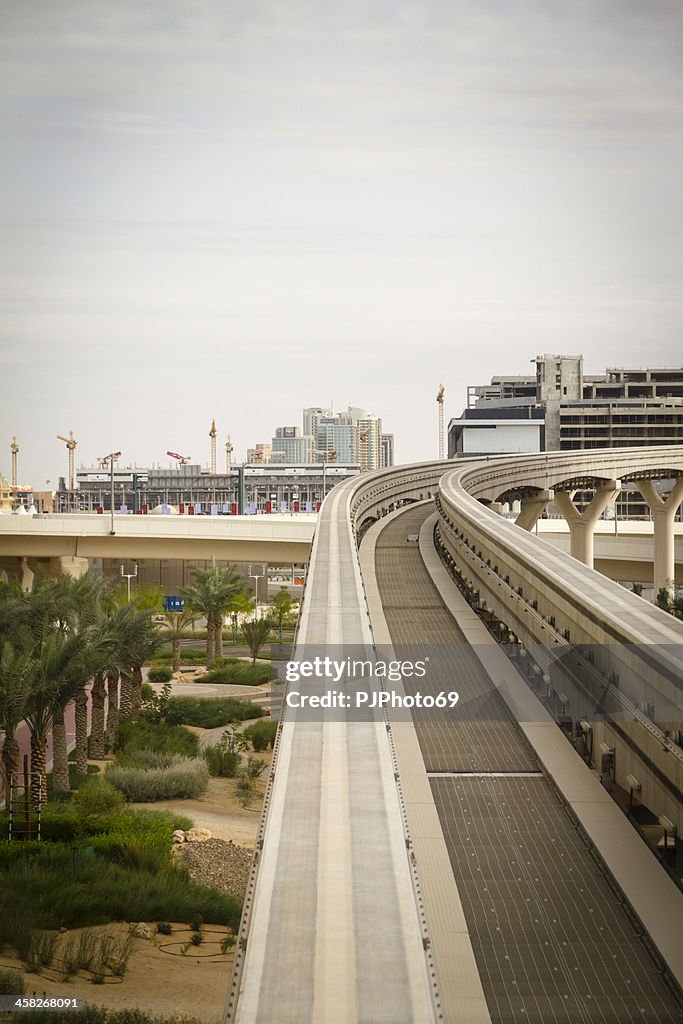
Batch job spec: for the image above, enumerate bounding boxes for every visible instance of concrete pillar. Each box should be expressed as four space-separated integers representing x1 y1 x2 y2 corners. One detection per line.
50 555 90 579
554 480 621 567
19 556 34 592
515 490 553 532
636 477 683 598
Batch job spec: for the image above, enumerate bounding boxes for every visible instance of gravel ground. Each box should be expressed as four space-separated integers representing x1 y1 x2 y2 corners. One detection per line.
178 837 254 900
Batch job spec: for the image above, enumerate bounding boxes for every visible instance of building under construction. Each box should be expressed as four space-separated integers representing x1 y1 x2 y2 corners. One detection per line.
59 462 361 514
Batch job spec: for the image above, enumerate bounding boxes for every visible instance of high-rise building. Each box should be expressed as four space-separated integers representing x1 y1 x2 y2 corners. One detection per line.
271 427 312 464
380 433 395 468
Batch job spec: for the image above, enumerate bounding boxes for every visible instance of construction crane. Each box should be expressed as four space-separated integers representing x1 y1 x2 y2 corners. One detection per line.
167 451 191 466
10 436 19 495
360 427 371 472
97 452 121 467
436 384 445 460
57 432 78 491
209 418 217 475
225 436 234 474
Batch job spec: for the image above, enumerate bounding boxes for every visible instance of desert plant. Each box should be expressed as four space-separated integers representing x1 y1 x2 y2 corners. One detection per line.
24 929 59 972
168 696 263 729
147 666 173 683
235 775 257 808
242 756 267 780
241 619 272 663
73 777 125 820
244 719 278 752
200 661 274 686
220 934 236 955
106 757 209 802
0 967 25 994
156 922 173 935
108 932 135 977
116 719 198 758
188 912 204 932
190 932 203 946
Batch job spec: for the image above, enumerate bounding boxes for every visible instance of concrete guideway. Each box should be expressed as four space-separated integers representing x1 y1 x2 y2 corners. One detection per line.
373 504 683 1023
228 485 435 1023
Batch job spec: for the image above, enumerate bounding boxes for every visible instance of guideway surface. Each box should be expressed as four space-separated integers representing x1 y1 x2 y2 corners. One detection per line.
231 486 434 1023
375 505 682 1024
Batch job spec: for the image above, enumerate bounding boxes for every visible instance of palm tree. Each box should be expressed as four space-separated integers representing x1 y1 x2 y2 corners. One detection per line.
159 609 199 673
23 626 99 808
268 587 295 644
0 639 35 808
182 565 247 661
242 618 272 664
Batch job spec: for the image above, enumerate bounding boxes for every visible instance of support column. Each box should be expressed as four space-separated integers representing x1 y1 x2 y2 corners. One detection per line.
515 490 553 531
554 480 621 567
50 555 90 579
19 556 34 592
636 477 683 598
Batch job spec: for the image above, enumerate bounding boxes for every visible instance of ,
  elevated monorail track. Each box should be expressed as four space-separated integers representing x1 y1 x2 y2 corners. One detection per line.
226 447 683 1023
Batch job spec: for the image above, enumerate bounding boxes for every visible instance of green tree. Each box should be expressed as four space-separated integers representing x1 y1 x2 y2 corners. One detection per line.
241 619 272 664
159 609 200 673
0 640 35 807
182 565 247 661
268 587 295 643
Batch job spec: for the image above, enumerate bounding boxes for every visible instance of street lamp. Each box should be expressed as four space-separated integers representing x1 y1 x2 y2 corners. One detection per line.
120 562 138 602
103 451 122 535
248 563 266 620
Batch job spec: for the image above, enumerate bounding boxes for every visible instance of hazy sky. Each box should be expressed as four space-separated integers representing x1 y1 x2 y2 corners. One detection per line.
1 0 682 485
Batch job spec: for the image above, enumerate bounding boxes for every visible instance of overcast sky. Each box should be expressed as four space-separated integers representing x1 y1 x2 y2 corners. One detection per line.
1 0 682 486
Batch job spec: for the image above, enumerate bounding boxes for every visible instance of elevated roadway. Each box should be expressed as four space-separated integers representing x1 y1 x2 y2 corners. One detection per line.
0 512 316 578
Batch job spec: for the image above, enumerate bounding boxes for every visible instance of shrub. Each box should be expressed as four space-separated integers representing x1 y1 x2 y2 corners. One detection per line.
117 719 198 758
24 929 59 972
19 1011 202 1024
156 922 173 935
168 696 265 729
106 758 209 802
73 778 125 820
202 743 239 778
148 666 173 683
242 756 267 780
152 647 207 665
244 719 278 752
199 662 275 686
235 776 257 808
190 932 202 946
0 849 241 930
141 682 155 701
0 967 25 994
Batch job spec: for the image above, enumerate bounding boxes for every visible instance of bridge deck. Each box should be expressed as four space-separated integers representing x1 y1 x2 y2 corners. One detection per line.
375 505 682 1024
231 486 434 1022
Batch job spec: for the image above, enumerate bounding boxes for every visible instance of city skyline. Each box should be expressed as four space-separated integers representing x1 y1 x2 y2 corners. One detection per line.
2 1 682 485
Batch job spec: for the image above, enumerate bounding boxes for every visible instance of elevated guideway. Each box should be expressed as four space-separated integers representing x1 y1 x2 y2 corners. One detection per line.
226 447 683 1023
0 512 315 578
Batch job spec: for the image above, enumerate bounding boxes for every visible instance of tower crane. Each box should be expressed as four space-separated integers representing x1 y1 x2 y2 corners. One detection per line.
167 451 191 466
436 384 445 460
10 436 19 495
225 435 234 474
57 432 78 491
209 419 217 475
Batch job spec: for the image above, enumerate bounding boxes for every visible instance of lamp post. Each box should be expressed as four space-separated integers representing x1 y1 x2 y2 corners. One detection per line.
120 562 138 602
248 563 266 620
103 451 122 535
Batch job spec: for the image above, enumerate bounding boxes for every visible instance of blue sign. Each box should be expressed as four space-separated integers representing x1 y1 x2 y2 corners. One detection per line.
163 596 185 612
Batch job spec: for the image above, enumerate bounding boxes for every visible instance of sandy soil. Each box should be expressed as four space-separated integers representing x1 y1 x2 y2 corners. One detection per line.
2 735 273 1020
0 922 234 1023
130 771 268 848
